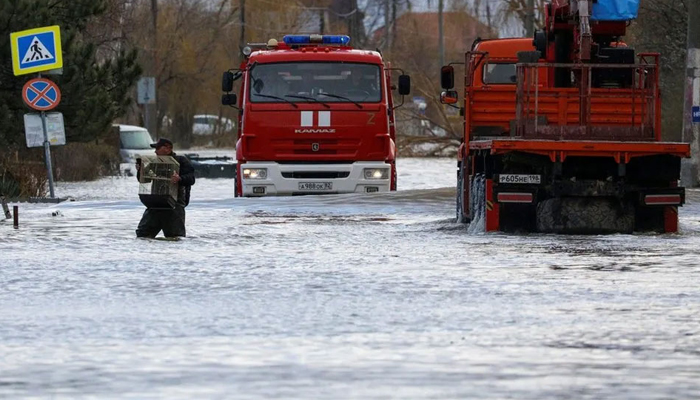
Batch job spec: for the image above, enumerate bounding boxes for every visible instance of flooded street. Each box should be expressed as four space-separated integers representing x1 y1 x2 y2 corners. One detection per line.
1 157 700 399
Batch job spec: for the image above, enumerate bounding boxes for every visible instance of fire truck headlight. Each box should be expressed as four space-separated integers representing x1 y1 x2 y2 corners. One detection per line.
364 168 389 180
243 168 267 179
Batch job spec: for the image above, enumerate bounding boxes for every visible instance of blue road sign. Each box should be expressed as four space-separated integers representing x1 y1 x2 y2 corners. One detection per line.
10 26 63 76
693 106 700 124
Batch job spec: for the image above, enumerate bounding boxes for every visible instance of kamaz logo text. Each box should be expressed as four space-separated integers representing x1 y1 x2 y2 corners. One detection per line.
295 128 336 133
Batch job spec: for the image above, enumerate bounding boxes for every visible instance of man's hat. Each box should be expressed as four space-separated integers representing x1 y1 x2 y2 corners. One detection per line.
150 138 173 148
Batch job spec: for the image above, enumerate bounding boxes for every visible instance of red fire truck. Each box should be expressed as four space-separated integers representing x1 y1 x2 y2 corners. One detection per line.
221 35 410 197
440 0 690 233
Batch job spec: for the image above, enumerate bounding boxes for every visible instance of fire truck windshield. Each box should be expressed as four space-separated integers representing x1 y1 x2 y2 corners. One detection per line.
249 62 382 104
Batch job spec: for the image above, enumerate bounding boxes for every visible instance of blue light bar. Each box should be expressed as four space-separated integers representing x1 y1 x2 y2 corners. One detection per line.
323 35 351 45
283 35 311 44
282 35 351 46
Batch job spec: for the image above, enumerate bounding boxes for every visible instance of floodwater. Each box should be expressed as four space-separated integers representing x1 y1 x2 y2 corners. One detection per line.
1 157 700 399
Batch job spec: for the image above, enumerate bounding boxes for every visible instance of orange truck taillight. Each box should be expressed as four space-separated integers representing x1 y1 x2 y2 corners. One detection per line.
644 194 682 206
497 193 534 203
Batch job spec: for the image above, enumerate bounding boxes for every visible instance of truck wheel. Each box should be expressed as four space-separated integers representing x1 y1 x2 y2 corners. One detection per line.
456 161 468 223
468 173 486 231
456 173 464 223
536 197 634 234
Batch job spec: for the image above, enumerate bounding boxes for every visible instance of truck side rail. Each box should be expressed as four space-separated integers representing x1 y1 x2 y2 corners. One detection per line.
515 55 660 142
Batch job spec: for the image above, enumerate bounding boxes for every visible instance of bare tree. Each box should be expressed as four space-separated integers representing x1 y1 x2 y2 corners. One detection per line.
628 0 688 142
384 9 491 155
117 0 311 147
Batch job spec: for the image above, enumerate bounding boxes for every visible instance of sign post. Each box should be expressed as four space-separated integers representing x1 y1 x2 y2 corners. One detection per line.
41 107 56 197
138 77 157 136
11 25 64 199
22 76 62 198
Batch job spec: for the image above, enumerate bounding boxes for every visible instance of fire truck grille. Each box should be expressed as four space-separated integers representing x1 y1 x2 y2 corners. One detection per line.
271 138 362 157
295 139 336 154
281 171 351 179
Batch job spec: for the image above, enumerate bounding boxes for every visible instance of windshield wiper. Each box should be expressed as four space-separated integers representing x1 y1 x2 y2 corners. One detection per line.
285 95 331 109
254 94 298 108
318 93 363 109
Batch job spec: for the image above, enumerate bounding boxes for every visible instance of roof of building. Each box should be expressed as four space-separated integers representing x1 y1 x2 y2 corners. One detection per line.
373 11 494 51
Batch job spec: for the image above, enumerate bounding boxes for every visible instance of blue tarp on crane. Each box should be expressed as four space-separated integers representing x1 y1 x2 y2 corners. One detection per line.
591 0 640 21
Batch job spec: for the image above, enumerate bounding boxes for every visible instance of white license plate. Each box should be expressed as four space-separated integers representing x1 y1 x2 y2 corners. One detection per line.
499 174 541 184
298 182 333 190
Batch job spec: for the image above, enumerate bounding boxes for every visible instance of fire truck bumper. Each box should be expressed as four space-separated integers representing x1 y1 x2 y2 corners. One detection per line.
239 161 392 196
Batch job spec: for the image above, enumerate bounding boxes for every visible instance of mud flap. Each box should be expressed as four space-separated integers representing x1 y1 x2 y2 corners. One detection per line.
485 179 499 232
235 164 242 197
664 206 678 233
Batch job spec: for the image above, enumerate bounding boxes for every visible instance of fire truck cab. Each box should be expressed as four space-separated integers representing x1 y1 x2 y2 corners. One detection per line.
222 35 410 197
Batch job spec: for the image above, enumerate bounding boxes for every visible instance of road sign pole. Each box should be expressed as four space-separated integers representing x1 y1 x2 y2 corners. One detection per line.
138 77 156 135
40 109 56 198
143 101 150 138
12 26 64 198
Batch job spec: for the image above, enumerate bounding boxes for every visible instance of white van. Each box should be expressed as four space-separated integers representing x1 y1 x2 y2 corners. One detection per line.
115 124 154 176
192 114 234 136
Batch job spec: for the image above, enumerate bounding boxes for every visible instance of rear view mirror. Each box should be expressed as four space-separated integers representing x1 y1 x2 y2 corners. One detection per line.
398 75 411 96
440 90 458 105
221 93 237 106
222 71 234 92
441 66 454 90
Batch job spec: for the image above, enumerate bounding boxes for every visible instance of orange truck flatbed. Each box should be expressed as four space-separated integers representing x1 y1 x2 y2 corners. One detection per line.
469 139 690 163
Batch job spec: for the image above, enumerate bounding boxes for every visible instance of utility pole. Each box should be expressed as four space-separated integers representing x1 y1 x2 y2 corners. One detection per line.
347 0 358 39
384 0 391 51
682 0 700 186
438 0 444 68
391 0 397 53
486 2 492 35
240 0 246 53
525 0 535 37
148 0 158 138
320 8 325 34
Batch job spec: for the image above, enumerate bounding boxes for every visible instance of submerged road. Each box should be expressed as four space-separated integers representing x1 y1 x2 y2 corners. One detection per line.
1 158 699 399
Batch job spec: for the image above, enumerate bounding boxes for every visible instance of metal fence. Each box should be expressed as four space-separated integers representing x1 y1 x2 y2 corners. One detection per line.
514 54 661 141
0 149 48 199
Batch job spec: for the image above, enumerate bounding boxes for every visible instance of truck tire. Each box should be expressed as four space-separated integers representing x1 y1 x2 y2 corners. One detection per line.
456 175 465 223
468 173 486 232
536 197 634 234
456 161 468 223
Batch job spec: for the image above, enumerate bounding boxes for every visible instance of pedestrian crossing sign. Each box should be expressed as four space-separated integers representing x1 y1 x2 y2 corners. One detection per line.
10 25 63 76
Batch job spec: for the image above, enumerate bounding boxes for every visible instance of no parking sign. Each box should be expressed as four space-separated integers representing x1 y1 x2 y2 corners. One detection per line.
22 78 61 111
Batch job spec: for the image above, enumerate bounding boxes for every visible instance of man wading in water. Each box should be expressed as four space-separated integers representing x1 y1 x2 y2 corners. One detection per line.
135 138 195 238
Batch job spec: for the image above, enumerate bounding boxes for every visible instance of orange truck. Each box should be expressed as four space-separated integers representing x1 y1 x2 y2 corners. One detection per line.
441 0 690 233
